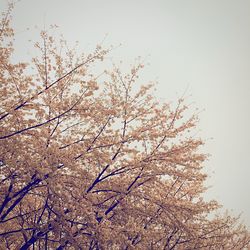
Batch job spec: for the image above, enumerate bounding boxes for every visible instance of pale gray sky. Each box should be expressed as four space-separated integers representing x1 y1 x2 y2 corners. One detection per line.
1 0 250 226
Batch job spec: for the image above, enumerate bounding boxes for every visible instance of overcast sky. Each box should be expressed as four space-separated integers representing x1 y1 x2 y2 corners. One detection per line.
1 0 250 227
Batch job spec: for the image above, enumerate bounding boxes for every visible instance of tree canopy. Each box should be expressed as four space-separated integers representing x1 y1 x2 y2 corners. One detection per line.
0 4 249 250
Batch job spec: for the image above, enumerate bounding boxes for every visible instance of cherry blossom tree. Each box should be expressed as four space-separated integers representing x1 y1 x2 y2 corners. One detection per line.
0 4 249 249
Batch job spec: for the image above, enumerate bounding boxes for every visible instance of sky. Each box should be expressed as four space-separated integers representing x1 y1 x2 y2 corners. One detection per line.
1 0 250 226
